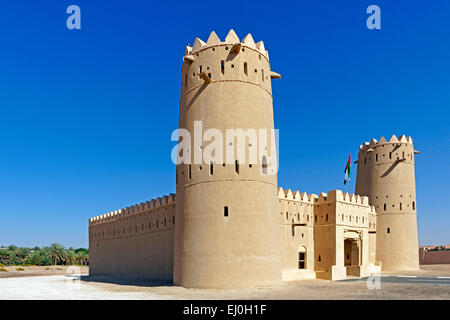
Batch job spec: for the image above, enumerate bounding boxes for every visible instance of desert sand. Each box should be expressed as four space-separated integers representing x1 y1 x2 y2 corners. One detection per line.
0 265 449 300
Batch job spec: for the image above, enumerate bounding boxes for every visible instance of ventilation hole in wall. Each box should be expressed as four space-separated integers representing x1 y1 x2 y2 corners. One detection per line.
387 228 390 234
249 164 252 168
400 203 402 211
224 206 229 217
315 215 317 223
231 64 234 68
225 47 229 50
262 69 264 81
376 154 378 161
384 204 387 211
199 65 202 74
412 201 415 210
208 73 211 79
326 214 328 222
223 163 225 167
318 255 321 262
207 66 209 70
235 160 239 174
244 62 248 75
389 152 392 159
259 55 261 60
364 157 367 165
254 68 258 73
173 216 175 224
212 48 215 51
221 60 225 75
210 162 213 175
199 165 202 171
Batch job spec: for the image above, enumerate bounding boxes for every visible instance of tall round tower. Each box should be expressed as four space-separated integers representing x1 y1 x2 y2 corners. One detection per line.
355 135 419 271
173 30 282 288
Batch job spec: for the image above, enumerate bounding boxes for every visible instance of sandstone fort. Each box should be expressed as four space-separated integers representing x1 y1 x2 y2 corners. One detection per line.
88 30 420 288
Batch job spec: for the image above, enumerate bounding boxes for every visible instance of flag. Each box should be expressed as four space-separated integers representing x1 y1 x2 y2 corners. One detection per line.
344 154 351 185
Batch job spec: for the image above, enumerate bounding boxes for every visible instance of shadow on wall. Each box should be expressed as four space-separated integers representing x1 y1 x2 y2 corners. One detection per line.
80 275 173 288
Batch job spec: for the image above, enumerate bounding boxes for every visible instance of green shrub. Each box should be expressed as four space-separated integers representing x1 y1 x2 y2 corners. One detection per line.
16 268 24 271
0 267 7 272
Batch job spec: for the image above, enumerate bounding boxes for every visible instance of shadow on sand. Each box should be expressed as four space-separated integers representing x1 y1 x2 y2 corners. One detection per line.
80 275 173 288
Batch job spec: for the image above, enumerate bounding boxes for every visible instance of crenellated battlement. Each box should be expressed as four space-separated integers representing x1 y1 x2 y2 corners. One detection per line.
277 187 317 204
185 29 269 61
314 190 370 206
180 29 281 97
89 193 176 225
359 134 413 151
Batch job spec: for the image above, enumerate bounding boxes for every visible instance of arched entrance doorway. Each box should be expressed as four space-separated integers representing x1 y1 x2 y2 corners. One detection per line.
298 245 307 269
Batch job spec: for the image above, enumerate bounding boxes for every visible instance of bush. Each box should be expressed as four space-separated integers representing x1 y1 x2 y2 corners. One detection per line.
0 267 7 272
16 268 24 271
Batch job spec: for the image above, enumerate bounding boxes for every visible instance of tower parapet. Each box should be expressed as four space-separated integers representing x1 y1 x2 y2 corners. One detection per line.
355 134 419 271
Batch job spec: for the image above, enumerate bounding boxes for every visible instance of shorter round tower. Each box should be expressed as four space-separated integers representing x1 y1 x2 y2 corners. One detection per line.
355 135 419 271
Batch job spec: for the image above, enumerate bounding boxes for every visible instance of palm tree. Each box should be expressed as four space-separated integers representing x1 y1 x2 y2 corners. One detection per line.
46 243 66 265
64 250 76 265
74 251 89 265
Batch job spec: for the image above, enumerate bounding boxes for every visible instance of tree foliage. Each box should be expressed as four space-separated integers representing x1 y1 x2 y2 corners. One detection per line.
0 244 89 266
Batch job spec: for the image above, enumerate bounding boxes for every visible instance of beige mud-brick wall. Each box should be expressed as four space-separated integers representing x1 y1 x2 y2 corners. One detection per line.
313 190 374 280
89 194 176 280
419 248 450 264
277 188 316 279
174 30 282 288
355 135 419 271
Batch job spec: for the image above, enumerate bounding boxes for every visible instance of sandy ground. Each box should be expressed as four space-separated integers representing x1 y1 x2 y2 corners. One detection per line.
0 265 449 300
0 266 89 278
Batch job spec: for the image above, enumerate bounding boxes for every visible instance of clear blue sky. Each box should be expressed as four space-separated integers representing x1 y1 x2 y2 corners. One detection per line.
0 1 449 248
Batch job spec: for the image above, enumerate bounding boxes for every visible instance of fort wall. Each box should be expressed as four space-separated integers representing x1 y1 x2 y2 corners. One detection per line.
277 188 316 280
89 194 175 280
419 248 450 265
